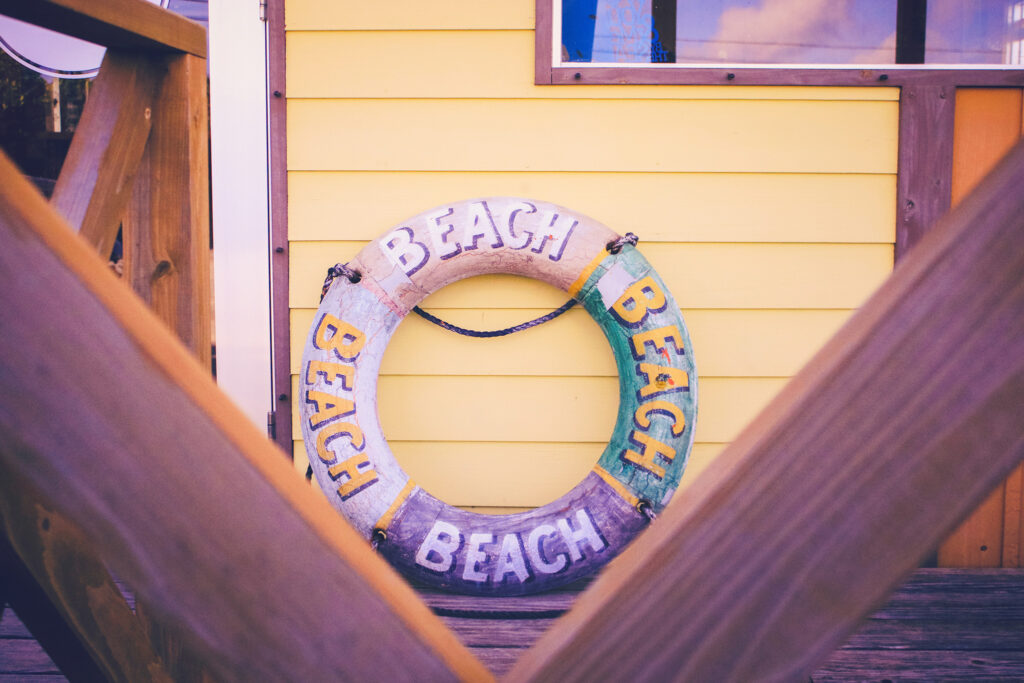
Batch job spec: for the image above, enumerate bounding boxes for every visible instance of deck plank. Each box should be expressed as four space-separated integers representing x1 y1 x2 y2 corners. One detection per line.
3 569 1023 679
813 651 1024 681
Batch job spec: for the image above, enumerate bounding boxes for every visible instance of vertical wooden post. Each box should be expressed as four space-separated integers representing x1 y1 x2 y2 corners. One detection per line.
895 84 954 257
124 53 212 371
122 52 214 680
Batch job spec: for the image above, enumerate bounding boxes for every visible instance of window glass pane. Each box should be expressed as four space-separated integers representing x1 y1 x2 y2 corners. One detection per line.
676 0 897 64
925 0 1019 64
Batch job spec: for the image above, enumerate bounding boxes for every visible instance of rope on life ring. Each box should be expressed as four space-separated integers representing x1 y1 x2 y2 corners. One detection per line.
300 198 697 596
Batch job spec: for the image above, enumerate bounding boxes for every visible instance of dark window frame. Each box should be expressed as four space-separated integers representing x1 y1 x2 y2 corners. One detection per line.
537 1 1024 87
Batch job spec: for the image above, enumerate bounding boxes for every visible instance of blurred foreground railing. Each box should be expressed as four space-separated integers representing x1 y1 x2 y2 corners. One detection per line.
0 0 211 679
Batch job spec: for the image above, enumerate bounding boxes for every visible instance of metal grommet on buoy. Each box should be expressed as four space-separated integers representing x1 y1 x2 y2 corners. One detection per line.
301 198 697 595
636 499 657 522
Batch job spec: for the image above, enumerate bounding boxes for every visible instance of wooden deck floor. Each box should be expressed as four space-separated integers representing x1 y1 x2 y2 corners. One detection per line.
2 569 1022 680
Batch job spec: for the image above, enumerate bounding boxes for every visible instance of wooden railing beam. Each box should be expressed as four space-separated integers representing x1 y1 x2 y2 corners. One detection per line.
0 150 489 682
0 0 206 58
509 141 1024 682
50 49 163 257
0 468 168 682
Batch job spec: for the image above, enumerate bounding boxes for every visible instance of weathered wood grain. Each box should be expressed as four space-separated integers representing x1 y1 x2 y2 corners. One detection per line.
440 617 559 648
120 54 214 680
895 84 954 257
0 0 206 57
0 151 489 682
125 53 211 370
814 650 1024 681
0 469 167 683
0 639 62 675
508 141 1024 682
0 608 31 639
840 619 1024 651
50 50 162 258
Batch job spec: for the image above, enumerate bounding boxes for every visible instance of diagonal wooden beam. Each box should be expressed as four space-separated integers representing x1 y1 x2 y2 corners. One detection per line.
0 469 168 682
0 150 489 682
50 49 163 257
509 142 1024 682
0 0 206 57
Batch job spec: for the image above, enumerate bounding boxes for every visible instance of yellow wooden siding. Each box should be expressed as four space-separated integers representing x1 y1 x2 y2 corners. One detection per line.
288 99 898 173
293 374 785 444
293 441 724 509
291 308 853 378
286 0 535 31
287 31 900 102
290 242 893 310
284 3 897 512
289 172 896 243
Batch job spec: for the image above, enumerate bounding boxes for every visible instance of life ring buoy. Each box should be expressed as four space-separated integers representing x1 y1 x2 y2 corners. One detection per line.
300 197 697 595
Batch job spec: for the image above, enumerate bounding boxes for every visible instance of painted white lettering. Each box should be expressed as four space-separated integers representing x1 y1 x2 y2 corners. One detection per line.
380 226 429 276
415 521 461 573
502 201 536 250
526 524 568 575
462 201 503 251
556 509 606 562
495 533 530 583
427 207 462 260
462 533 493 583
529 211 577 261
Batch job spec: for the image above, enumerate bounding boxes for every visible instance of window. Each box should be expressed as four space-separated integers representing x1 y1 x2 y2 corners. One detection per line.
559 0 1024 66
539 0 1024 85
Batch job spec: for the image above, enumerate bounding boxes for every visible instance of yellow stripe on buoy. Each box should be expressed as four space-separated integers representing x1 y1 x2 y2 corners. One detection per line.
593 465 639 507
568 248 609 299
374 479 416 532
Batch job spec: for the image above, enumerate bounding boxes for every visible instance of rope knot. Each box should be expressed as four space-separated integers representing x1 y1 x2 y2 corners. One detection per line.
320 262 362 301
607 232 639 254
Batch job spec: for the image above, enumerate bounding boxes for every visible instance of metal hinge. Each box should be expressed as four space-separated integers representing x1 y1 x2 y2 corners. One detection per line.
267 410 276 438
259 0 268 22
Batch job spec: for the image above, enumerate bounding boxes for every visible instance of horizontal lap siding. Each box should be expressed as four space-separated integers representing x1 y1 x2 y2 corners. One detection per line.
284 10 897 511
289 172 896 243
288 99 897 173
